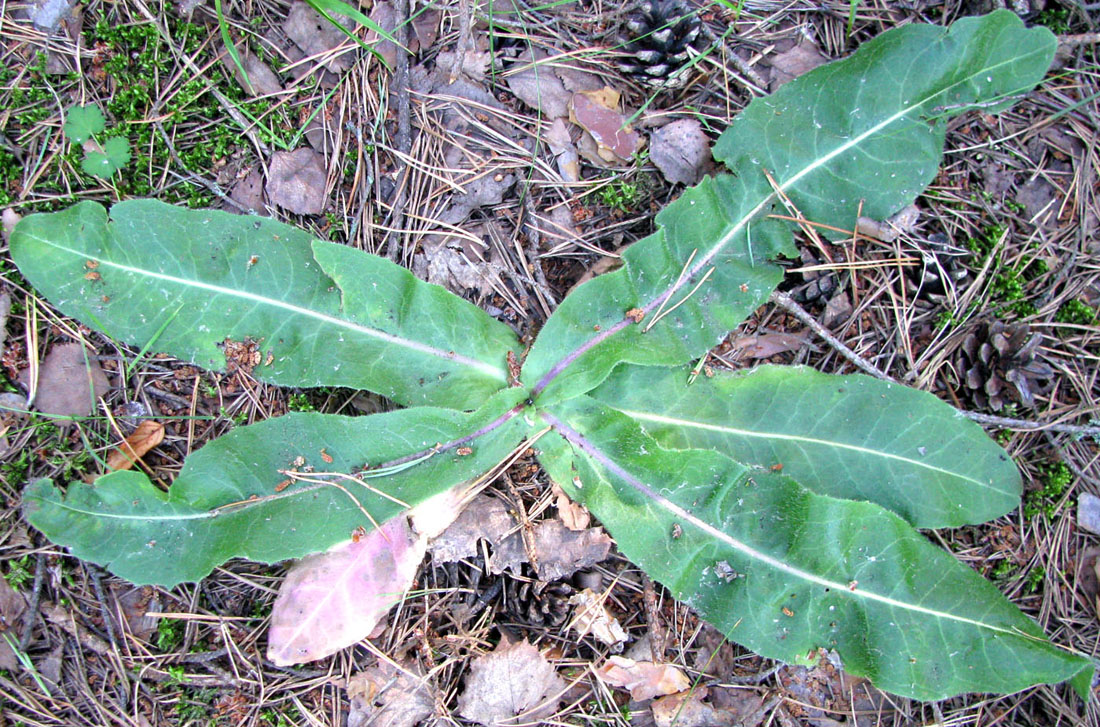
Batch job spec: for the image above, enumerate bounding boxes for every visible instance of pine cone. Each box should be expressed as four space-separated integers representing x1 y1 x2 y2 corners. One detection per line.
957 321 1054 411
505 575 575 628
618 1 708 89
788 247 838 305
907 233 971 300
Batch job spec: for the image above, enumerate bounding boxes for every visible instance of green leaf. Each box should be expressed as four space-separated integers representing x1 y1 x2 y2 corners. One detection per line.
63 105 106 144
537 397 1092 701
10 200 519 409
25 389 531 586
590 364 1020 528
520 11 1055 405
81 136 131 177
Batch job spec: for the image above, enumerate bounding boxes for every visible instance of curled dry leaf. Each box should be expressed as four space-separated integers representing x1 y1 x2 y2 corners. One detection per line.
266 148 327 216
221 47 284 97
569 88 643 163
457 638 565 726
551 481 589 530
596 656 691 701
649 118 712 185
105 420 165 472
20 342 110 422
1 208 20 243
567 588 626 646
347 660 435 727
428 493 526 574
267 517 425 666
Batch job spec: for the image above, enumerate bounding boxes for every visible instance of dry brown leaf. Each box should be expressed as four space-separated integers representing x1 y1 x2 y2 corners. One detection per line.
531 519 611 581
651 688 739 727
506 50 572 119
567 588 626 646
266 148 327 215
20 342 110 422
855 203 920 242
222 46 284 96
551 481 589 530
347 660 435 727
546 118 581 183
113 585 161 641
428 493 526 574
1079 493 1100 535
365 0 399 68
729 331 810 360
105 420 165 471
570 88 643 162
229 166 267 214
457 638 565 726
0 575 26 671
284 1 354 73
823 289 852 328
768 39 828 90
596 656 691 701
267 517 425 665
650 119 712 185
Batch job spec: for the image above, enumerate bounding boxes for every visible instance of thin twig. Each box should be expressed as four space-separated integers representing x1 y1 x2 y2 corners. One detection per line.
384 0 413 260
19 552 47 651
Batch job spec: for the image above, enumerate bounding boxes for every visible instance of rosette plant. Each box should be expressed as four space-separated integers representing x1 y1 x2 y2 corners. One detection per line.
11 11 1094 700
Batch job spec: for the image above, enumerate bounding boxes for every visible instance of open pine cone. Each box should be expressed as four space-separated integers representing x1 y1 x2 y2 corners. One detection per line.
617 0 708 89
957 321 1054 411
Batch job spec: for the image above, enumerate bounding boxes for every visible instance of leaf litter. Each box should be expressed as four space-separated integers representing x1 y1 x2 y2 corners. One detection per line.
457 637 565 726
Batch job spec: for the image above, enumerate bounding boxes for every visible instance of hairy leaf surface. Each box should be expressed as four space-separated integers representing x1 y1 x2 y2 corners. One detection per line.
521 12 1054 405
10 200 517 409
591 365 1020 528
24 389 530 586
537 398 1092 700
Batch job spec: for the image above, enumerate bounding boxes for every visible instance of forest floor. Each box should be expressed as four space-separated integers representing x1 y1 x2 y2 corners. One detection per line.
1 0 1099 725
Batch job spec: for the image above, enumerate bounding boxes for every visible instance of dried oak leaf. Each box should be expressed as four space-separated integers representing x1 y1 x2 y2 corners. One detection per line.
267 517 425 666
266 148 327 215
347 660 435 727
458 638 565 726
20 342 110 422
596 656 691 701
105 420 164 471
649 118 712 185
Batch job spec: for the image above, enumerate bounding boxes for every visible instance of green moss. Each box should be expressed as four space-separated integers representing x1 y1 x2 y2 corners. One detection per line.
1055 299 1097 326
965 223 1043 317
1023 461 1074 519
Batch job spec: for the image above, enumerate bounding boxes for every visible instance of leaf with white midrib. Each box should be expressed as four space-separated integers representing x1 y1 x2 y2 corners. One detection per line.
10 200 518 410
538 397 1092 700
590 365 1021 528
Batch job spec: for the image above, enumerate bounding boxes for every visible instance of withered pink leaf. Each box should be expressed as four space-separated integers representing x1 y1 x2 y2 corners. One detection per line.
595 656 691 701
267 517 425 666
569 89 642 162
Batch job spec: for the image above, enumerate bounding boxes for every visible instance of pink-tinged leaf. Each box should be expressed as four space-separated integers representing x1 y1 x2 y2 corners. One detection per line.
595 656 691 701
267 517 425 666
569 89 642 162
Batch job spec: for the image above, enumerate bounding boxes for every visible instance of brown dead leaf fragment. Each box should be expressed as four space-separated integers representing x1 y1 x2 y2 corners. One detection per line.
458 638 565 726
531 520 611 581
267 517 426 665
570 88 643 163
767 38 828 90
347 660 436 727
106 420 165 471
221 46 284 96
283 1 353 73
506 50 572 119
596 655 691 701
650 119 712 185
651 688 739 727
567 588 627 646
551 481 589 530
0 575 27 671
113 585 161 641
20 342 110 422
266 148 327 215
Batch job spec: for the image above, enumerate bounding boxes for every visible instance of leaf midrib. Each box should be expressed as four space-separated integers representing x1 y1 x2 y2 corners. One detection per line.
616 408 1004 495
543 411 1025 639
25 233 507 382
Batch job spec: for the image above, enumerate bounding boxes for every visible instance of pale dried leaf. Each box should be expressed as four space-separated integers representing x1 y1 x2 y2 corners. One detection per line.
729 331 809 359
552 481 589 530
652 688 738 727
223 47 284 96
106 420 165 471
650 119 712 185
507 51 571 119
267 517 425 666
1078 493 1100 536
21 342 110 421
855 203 920 242
531 519 611 581
229 166 267 214
436 49 490 83
347 660 435 727
266 148 327 215
1 208 20 243
596 656 691 701
428 493 526 574
29 0 77 31
567 588 626 646
0 289 9 349
570 89 643 162
458 638 565 726
768 39 828 89
409 8 440 53
284 1 353 72
546 118 581 183
409 484 469 539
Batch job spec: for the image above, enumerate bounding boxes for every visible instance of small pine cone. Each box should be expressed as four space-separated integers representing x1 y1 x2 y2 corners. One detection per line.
957 321 1054 411
618 1 708 89
505 577 575 628
907 233 971 300
788 247 837 304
